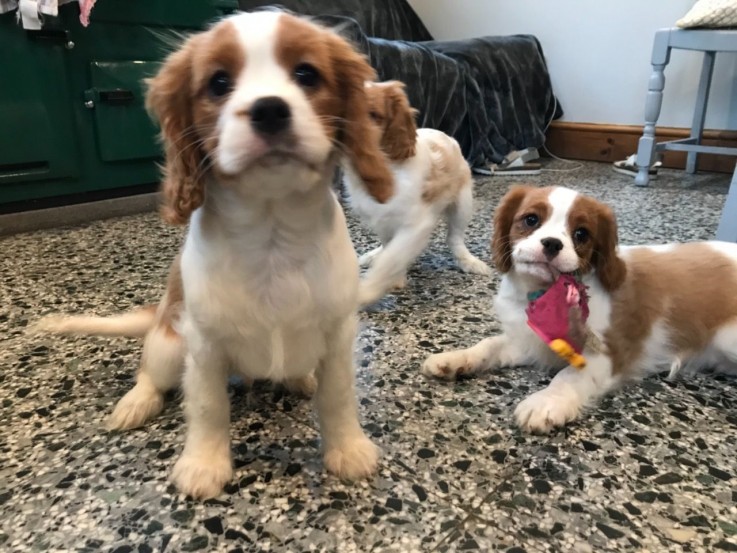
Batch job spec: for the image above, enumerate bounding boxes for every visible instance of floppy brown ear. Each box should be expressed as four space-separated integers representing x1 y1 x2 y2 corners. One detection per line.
491 185 534 273
146 35 206 225
592 204 626 291
329 38 394 203
381 81 417 161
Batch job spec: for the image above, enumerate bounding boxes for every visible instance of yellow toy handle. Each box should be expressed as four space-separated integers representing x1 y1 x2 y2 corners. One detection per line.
549 339 587 370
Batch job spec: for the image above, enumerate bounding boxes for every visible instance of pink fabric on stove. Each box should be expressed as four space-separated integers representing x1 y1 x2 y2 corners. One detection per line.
79 0 95 26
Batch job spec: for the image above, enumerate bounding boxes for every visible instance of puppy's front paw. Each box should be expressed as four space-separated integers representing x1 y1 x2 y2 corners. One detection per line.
324 434 380 481
391 275 407 291
357 283 383 308
171 452 233 500
458 256 492 277
515 386 582 434
421 351 471 380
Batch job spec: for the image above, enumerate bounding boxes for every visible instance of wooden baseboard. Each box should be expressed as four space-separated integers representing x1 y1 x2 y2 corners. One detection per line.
545 122 737 174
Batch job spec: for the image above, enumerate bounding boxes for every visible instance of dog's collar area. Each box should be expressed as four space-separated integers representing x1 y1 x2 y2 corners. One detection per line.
527 289 545 302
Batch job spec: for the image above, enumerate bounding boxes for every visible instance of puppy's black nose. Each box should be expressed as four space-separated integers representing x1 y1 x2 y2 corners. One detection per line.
541 237 563 259
250 96 291 136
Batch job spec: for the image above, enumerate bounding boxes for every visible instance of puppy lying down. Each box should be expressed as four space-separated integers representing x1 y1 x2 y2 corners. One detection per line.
424 185 737 433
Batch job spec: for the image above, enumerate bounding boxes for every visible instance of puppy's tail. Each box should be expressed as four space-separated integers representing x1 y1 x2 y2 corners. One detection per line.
31 306 157 338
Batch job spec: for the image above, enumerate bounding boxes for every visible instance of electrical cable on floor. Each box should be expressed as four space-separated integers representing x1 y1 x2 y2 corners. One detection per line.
540 95 584 174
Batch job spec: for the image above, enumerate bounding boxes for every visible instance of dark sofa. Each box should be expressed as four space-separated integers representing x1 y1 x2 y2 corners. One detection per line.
239 0 562 169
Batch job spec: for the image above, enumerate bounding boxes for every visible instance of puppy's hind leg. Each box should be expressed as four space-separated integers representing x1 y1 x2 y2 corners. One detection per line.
107 324 184 431
283 373 318 398
712 322 737 369
358 218 436 307
445 184 491 276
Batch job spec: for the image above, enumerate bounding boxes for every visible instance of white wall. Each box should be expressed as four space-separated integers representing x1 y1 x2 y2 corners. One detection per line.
408 0 737 129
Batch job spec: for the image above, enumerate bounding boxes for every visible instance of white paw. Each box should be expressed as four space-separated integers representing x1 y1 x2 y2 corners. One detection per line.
171 451 233 499
107 384 164 431
514 385 582 433
358 250 379 268
458 256 492 276
284 374 317 398
358 283 384 307
390 275 407 291
324 434 380 481
421 350 471 380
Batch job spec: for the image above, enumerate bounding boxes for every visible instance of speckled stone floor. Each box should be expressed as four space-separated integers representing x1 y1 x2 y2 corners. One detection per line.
1 161 736 553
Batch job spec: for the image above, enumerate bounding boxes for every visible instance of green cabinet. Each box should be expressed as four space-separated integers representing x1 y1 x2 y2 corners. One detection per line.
0 0 238 208
87 61 161 162
1 23 80 187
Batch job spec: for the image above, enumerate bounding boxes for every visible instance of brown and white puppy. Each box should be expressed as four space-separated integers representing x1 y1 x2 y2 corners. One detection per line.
36 11 394 499
342 80 490 308
422 185 737 432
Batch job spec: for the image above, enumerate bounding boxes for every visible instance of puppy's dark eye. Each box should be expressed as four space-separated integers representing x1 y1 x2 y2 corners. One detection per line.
294 63 321 88
523 214 540 228
573 228 589 243
369 111 382 122
208 70 233 98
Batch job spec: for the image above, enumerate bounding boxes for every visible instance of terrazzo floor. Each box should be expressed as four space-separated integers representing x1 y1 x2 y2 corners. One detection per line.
1 161 736 553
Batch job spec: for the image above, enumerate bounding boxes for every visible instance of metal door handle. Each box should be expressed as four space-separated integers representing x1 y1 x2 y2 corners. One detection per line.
98 89 135 105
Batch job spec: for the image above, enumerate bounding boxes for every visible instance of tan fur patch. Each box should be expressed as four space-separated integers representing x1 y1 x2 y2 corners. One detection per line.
568 195 626 291
491 185 553 272
607 244 737 376
190 21 246 158
156 253 185 338
275 15 344 142
365 81 417 161
420 134 471 204
146 20 245 225
275 16 394 203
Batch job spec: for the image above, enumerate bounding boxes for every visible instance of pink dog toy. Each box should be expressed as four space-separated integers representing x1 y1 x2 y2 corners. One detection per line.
525 274 590 369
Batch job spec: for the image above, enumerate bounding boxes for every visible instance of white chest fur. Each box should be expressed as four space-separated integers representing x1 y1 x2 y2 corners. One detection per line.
494 275 563 368
180 188 358 380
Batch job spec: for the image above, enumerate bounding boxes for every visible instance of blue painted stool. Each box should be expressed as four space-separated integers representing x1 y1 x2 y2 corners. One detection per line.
717 164 737 242
634 28 737 188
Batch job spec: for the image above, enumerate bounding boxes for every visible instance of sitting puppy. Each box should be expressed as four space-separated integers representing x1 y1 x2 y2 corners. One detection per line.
35 11 393 498
343 80 490 307
422 185 737 433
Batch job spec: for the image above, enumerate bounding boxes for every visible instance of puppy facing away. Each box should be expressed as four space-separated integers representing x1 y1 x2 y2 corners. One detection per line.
342 80 490 307
35 11 394 499
422 185 737 432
